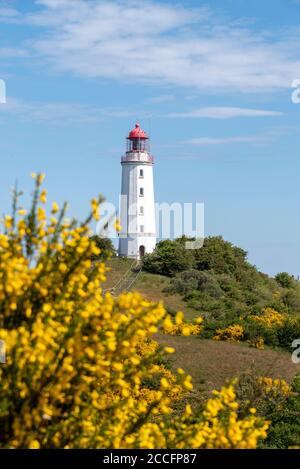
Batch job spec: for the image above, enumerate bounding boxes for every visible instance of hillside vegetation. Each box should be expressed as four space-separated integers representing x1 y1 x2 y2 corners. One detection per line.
104 239 300 386
104 237 300 351
141 237 300 351
143 236 300 317
2 176 299 449
104 237 300 448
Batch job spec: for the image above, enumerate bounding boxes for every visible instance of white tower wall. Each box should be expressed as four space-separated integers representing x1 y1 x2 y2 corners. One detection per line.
119 144 156 259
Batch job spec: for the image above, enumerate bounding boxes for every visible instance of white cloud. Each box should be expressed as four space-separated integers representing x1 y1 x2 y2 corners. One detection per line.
184 135 272 146
148 94 175 104
0 7 20 18
2 0 300 93
168 107 282 119
0 48 29 58
36 0 76 7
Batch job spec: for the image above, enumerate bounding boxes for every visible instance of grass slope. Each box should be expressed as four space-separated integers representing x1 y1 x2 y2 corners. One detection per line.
157 335 297 395
104 258 196 319
104 258 300 392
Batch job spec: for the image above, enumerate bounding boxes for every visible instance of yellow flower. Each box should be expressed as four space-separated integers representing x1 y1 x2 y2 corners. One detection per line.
160 377 170 389
195 316 203 324
37 173 45 184
28 440 40 449
51 202 59 214
59 263 67 273
112 362 123 371
18 209 27 216
39 190 47 204
4 215 13 230
164 346 175 354
91 198 100 221
183 376 193 391
175 311 184 325
37 208 46 222
114 219 122 232
182 326 191 336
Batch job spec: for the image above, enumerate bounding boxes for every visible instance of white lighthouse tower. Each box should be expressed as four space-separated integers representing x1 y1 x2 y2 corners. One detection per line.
118 122 156 259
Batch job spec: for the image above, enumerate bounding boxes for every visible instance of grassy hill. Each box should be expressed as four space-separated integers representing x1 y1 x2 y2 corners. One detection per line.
103 256 300 394
103 245 300 447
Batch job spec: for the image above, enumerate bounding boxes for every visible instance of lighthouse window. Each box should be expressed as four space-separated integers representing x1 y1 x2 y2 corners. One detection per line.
140 206 144 215
139 187 144 197
139 169 144 178
140 225 144 233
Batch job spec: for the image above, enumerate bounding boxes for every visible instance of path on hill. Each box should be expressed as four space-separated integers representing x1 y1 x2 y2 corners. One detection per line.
103 259 142 296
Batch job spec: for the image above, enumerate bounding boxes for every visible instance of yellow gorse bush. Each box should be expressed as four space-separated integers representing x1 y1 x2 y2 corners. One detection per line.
257 377 292 398
250 307 284 328
248 336 265 350
213 324 244 342
162 311 203 336
0 175 269 448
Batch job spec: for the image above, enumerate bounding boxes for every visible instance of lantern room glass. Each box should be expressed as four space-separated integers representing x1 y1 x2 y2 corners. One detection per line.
127 138 148 152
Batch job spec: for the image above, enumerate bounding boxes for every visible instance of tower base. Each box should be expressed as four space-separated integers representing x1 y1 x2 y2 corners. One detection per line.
119 236 156 259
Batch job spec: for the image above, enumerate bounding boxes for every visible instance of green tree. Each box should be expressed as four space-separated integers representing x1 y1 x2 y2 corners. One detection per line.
143 238 194 276
275 272 295 289
193 236 249 277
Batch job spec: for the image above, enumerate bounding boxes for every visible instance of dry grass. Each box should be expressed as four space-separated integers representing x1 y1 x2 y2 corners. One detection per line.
103 258 133 289
157 334 299 399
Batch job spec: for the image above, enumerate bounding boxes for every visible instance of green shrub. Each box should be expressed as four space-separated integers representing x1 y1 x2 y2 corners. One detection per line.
275 272 296 289
143 239 194 276
277 318 300 350
263 376 300 448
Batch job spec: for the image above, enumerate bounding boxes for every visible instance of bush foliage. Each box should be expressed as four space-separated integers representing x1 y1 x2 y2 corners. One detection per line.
143 236 300 351
0 175 269 449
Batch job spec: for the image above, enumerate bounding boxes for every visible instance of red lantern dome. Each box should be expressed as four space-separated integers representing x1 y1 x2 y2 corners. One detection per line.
128 122 148 140
122 121 154 163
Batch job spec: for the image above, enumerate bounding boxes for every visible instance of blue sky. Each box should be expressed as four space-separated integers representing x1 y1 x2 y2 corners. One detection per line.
0 0 300 276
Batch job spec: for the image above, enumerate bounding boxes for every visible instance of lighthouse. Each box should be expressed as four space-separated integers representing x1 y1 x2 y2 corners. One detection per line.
118 122 156 259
